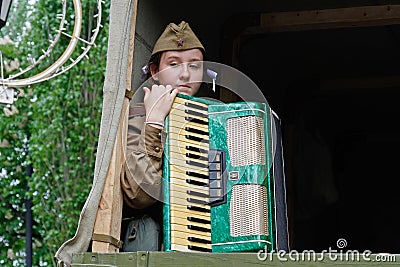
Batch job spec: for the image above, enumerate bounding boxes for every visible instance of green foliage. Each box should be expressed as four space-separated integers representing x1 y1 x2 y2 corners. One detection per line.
0 0 110 266
0 43 18 58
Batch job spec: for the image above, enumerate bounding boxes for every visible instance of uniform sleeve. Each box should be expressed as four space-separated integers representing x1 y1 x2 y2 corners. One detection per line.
121 112 165 209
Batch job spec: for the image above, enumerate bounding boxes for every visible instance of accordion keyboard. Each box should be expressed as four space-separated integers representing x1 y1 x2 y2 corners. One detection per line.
167 97 212 252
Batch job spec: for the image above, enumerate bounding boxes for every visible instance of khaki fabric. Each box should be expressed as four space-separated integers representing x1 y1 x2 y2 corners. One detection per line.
152 21 204 55
121 103 165 208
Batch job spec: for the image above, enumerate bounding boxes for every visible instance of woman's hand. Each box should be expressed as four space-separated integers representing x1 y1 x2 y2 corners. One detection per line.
143 84 178 128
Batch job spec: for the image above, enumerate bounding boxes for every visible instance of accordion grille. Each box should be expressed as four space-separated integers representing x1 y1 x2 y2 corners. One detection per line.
230 184 268 237
226 116 265 167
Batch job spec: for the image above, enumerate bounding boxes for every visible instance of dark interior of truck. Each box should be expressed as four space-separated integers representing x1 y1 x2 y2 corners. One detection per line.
137 0 400 253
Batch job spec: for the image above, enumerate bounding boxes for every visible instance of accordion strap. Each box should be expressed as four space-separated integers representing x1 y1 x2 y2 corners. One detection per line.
92 233 123 249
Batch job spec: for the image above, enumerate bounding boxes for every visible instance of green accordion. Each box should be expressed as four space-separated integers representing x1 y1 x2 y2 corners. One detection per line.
162 94 277 253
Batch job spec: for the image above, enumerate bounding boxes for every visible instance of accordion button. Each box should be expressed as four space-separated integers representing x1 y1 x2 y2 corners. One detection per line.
154 147 160 152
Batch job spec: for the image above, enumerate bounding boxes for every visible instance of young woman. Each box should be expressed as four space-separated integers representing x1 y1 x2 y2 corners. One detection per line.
121 21 205 226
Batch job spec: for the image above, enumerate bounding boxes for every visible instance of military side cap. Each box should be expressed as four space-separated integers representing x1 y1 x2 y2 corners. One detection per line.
152 21 205 55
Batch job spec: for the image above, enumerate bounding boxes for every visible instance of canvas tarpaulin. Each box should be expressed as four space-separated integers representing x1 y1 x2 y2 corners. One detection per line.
55 0 137 265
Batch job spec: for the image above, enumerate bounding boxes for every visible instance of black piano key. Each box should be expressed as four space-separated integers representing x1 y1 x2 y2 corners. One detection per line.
188 237 211 244
185 135 209 143
188 225 211 233
188 245 212 252
186 160 208 168
186 179 208 187
187 217 211 224
186 153 208 161
185 127 208 136
187 205 210 213
185 109 207 118
187 171 208 179
187 190 208 198
185 116 208 125
186 145 208 154
187 198 209 205
184 102 208 111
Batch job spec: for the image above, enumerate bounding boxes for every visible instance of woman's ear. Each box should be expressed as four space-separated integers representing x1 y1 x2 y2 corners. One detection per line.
149 64 159 81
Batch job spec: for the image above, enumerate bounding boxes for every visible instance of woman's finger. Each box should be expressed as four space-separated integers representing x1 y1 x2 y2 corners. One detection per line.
170 88 179 99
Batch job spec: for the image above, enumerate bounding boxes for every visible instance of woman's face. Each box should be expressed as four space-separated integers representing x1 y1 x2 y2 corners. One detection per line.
151 48 203 96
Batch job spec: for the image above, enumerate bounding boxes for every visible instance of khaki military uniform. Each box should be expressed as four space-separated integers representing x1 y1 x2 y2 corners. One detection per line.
121 20 204 210
121 103 165 209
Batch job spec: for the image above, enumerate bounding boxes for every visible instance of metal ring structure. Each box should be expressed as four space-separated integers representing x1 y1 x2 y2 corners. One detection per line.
7 0 68 80
0 0 103 88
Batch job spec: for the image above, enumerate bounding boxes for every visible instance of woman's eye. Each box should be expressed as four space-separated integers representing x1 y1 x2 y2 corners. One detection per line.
189 64 200 69
169 62 178 67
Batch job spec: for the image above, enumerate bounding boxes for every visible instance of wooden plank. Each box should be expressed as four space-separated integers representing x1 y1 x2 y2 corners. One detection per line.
223 5 400 70
91 0 138 253
72 252 400 266
252 5 400 33
126 0 139 93
91 99 128 252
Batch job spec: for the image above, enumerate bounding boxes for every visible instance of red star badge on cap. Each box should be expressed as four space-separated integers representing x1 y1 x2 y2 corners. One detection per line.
177 38 184 47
